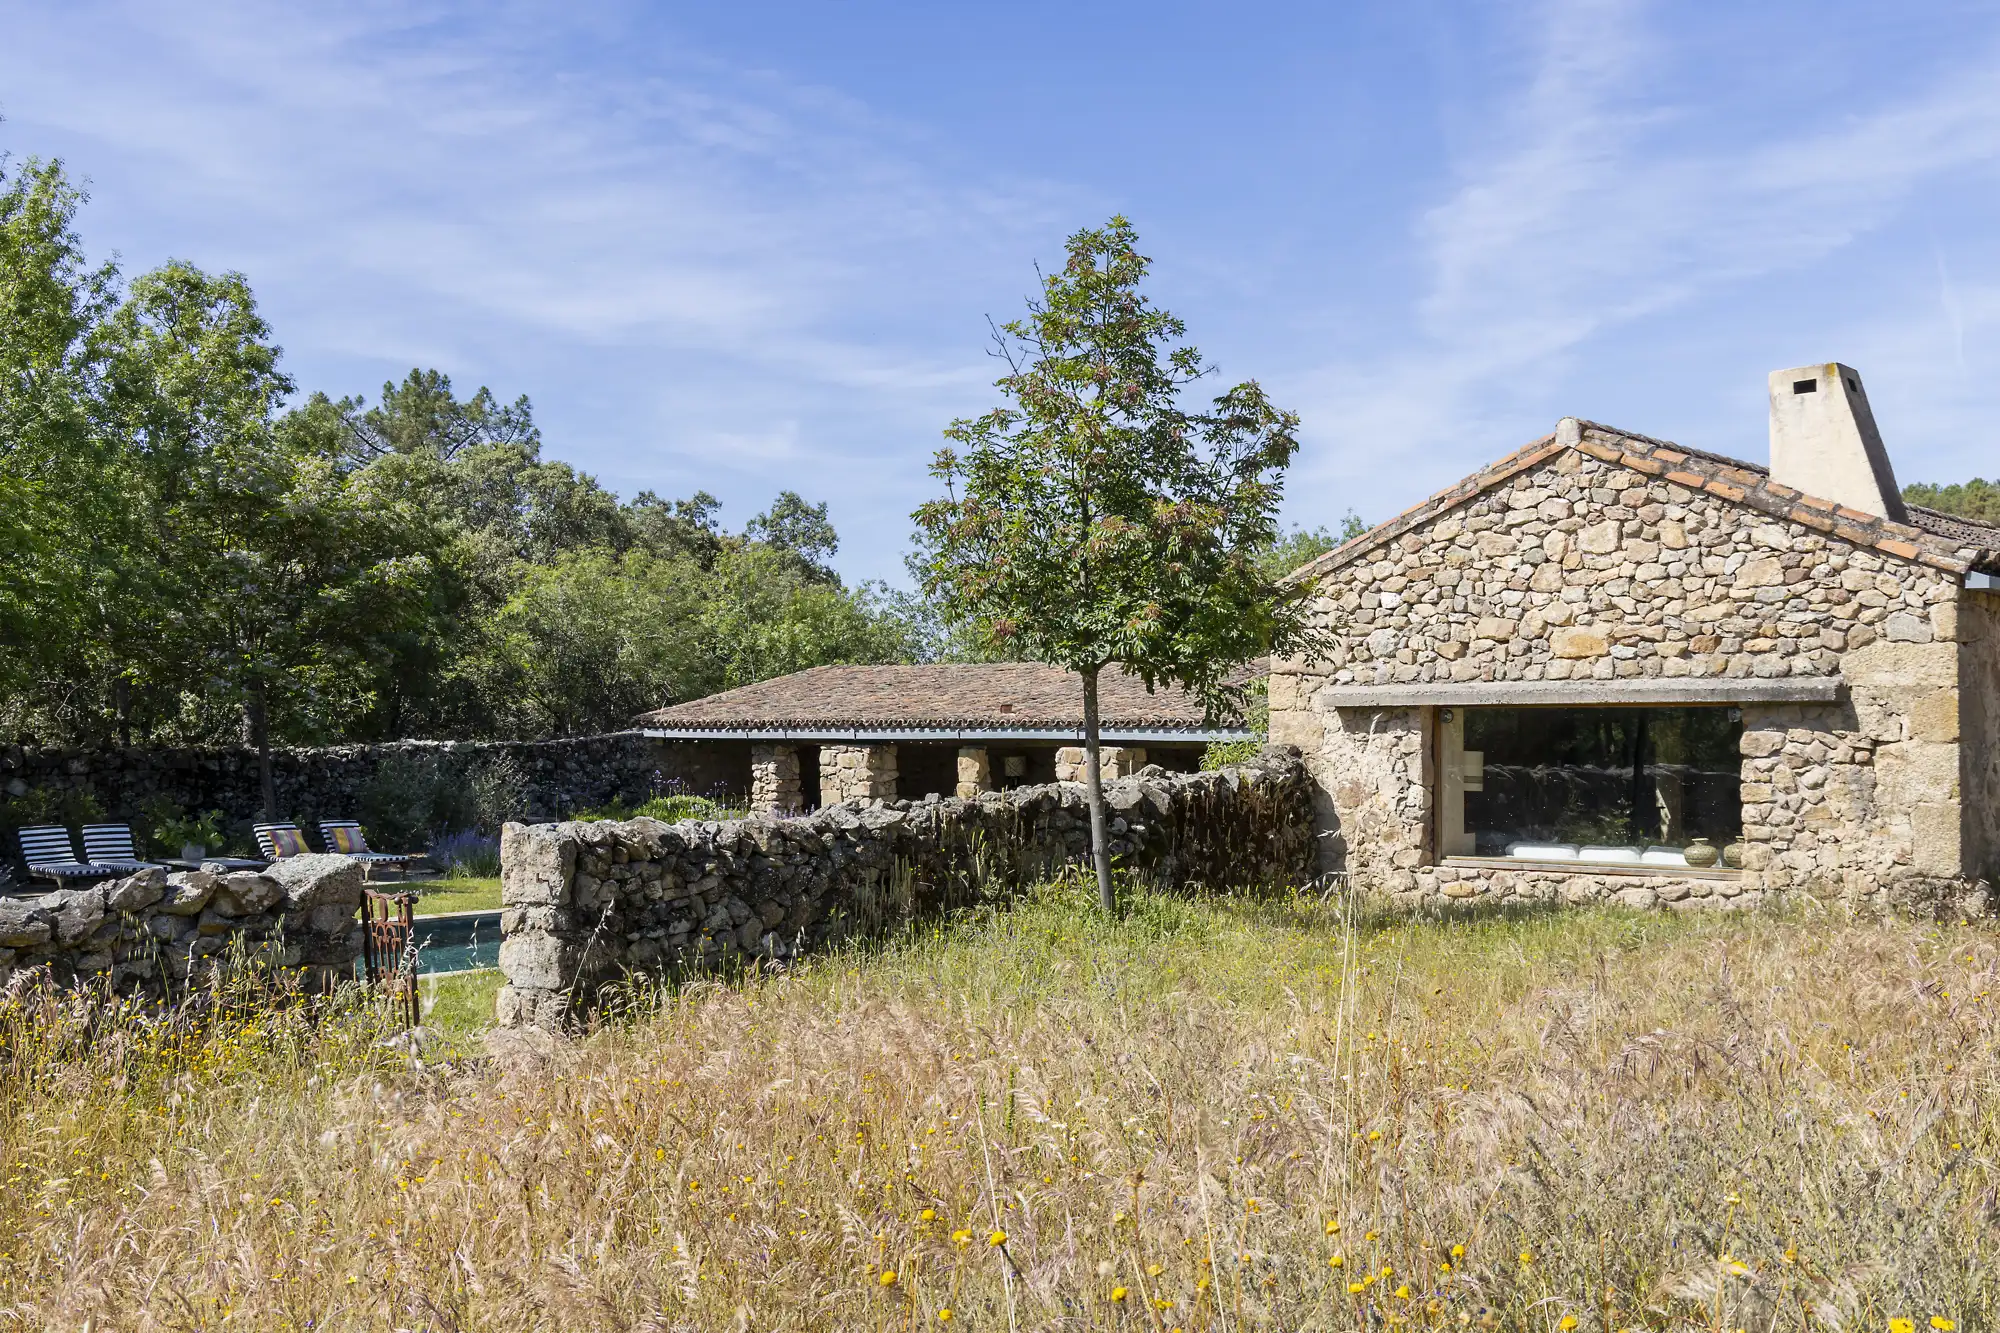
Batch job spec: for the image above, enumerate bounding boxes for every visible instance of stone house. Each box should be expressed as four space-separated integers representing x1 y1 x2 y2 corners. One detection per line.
1269 364 2000 913
638 663 1248 813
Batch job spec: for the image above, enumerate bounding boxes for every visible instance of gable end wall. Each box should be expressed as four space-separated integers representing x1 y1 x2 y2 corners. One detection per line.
1269 445 1977 913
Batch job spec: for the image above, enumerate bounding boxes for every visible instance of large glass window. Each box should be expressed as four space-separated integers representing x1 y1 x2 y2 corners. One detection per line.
1439 706 1741 868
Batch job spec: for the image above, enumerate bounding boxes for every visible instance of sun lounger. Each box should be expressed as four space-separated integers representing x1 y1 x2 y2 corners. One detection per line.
16 825 124 886
318 821 417 881
79 823 167 875
252 822 314 862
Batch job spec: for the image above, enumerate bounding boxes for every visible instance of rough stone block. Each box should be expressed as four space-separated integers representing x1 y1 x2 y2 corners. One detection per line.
105 868 168 914
1551 627 1609 658
1912 803 1964 877
266 855 363 911
0 898 51 949
1909 690 1959 743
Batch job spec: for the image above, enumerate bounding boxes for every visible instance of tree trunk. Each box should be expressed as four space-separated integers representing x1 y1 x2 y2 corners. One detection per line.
1081 666 1116 915
249 682 276 820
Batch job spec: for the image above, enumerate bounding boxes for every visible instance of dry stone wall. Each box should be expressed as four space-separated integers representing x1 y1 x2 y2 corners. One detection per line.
496 748 1316 1029
0 853 362 994
0 732 744 851
1272 432 1990 913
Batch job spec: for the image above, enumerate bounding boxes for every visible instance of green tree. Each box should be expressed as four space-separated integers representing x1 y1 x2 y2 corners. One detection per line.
1255 513 1368 582
0 157 118 724
1905 477 2000 524
915 217 1326 913
330 367 538 466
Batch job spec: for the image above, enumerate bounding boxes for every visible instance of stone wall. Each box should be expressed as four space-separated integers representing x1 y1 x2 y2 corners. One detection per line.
495 747 1317 1028
819 744 898 804
1054 746 1148 783
749 744 802 814
1271 426 1989 914
1960 590 2000 885
0 854 362 994
0 732 746 842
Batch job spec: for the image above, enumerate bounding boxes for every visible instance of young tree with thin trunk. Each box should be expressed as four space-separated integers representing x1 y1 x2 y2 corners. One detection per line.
914 217 1326 914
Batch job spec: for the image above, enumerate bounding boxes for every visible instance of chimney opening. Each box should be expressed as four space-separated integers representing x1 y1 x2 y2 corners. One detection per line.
1845 377 1858 392
1792 379 1817 394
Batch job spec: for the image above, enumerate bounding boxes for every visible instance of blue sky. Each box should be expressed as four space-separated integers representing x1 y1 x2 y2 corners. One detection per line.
5 0 1999 585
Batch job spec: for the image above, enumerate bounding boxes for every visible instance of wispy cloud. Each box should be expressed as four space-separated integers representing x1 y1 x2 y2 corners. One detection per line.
1288 0 2000 515
0 0 1079 570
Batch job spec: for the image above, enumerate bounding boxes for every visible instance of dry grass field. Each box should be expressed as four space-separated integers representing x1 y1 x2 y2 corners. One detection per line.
1 883 1994 1331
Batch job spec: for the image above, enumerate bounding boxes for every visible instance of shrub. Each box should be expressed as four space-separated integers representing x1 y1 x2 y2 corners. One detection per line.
356 753 447 852
575 794 739 823
1200 738 1264 769
0 784 104 835
358 752 534 849
465 755 528 832
427 829 501 878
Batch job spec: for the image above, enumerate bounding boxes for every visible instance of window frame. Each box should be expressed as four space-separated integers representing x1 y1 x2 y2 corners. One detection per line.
1432 702 1745 879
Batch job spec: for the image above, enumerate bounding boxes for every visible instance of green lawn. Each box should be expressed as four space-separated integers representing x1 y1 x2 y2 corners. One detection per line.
406 875 501 914
419 968 504 1036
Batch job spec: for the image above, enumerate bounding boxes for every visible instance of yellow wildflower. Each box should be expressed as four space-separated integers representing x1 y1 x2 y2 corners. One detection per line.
1329 1254 1345 1268
879 1271 898 1288
1111 1286 1128 1302
988 1229 1007 1246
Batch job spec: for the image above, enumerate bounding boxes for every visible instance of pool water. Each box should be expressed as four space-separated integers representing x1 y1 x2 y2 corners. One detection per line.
410 910 502 974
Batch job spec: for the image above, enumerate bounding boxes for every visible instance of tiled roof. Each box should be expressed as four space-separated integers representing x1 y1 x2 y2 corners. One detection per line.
1287 419 2000 585
637 663 1249 734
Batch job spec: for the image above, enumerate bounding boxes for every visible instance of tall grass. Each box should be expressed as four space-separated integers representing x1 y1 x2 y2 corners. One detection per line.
1 884 1993 1329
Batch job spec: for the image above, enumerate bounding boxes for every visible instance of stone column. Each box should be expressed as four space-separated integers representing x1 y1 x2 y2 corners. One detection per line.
820 744 898 803
1055 745 1147 783
750 743 802 814
955 746 993 800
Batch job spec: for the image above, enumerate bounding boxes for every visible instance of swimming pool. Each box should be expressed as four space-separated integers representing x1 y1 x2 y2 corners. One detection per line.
410 909 502 974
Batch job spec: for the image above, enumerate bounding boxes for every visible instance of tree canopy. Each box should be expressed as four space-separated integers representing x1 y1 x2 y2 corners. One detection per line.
1905 477 2000 524
0 155 917 774
915 217 1327 911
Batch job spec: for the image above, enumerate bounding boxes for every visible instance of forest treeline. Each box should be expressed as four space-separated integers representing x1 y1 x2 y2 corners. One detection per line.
0 157 917 752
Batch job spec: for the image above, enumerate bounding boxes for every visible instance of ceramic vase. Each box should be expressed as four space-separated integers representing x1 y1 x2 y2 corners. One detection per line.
1683 838 1720 868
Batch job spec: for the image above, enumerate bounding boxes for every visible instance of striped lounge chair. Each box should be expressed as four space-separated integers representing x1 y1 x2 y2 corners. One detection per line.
79 823 166 876
318 821 416 881
252 822 313 862
16 826 119 886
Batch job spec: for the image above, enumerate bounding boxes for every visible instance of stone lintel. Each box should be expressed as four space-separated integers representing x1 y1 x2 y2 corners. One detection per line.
1313 677 1842 709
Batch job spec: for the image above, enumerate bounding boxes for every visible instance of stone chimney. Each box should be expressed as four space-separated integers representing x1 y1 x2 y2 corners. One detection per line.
1767 363 1907 523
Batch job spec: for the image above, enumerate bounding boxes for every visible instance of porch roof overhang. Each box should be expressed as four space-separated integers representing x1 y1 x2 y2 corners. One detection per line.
1309 677 1842 709
640 725 1250 744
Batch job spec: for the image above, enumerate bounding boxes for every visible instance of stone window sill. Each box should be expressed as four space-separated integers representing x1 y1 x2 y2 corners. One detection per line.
1440 856 1743 882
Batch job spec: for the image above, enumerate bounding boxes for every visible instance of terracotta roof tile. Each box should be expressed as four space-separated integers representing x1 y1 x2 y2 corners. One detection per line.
637 664 1253 734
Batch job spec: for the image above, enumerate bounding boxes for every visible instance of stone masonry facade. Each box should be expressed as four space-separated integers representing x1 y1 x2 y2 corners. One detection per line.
749 744 803 814
819 744 899 805
1054 746 1149 784
1271 420 1998 916
496 748 1316 1028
